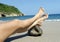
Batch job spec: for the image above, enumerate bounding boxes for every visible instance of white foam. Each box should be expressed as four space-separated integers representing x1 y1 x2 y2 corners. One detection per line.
0 20 10 24
0 19 60 23
45 19 60 22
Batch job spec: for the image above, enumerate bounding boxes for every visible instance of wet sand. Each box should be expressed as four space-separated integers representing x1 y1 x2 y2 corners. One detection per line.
5 21 60 42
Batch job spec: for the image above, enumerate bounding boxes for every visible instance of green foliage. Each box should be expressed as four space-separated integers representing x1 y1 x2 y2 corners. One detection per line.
0 3 23 15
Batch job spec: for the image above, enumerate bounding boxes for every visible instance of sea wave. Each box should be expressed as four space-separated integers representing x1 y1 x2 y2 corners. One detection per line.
0 20 10 24
0 19 60 23
45 19 60 21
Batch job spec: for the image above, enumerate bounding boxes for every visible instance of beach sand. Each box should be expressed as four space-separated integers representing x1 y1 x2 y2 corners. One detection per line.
5 21 60 42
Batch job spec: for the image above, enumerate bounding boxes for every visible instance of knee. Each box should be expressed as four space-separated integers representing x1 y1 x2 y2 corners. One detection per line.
14 19 20 22
13 19 23 22
13 19 21 24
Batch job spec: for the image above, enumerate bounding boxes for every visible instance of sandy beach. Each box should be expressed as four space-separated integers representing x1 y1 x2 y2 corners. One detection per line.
5 21 60 42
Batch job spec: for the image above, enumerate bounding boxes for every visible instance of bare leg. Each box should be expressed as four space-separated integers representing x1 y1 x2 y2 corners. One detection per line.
0 7 44 42
28 14 48 29
15 14 48 33
22 7 45 28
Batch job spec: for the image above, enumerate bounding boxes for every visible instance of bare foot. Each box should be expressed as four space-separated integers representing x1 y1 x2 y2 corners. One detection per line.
28 14 48 30
34 7 45 19
21 7 45 28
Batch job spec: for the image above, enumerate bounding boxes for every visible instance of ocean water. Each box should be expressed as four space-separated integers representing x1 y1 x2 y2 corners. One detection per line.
0 14 60 21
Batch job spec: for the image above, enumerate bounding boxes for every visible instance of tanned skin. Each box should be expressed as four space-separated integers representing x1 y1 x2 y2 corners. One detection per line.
0 7 48 42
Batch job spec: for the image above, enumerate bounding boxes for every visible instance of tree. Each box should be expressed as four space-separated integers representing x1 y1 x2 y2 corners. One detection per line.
0 3 24 16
